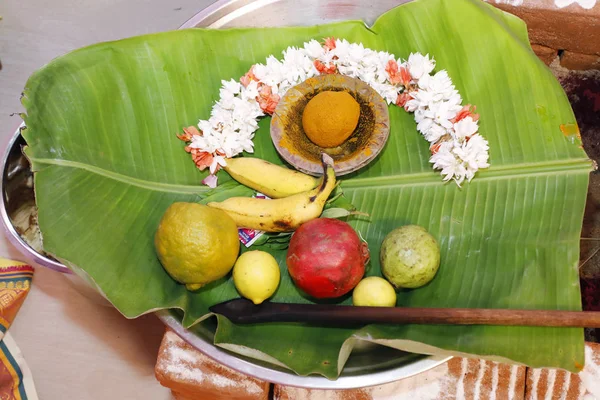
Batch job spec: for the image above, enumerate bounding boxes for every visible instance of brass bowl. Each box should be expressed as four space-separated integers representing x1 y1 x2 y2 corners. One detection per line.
270 74 390 176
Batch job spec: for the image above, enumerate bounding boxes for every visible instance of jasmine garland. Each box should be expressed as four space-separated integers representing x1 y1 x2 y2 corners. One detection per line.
177 37 489 187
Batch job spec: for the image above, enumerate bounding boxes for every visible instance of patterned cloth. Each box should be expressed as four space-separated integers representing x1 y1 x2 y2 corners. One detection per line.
0 259 37 400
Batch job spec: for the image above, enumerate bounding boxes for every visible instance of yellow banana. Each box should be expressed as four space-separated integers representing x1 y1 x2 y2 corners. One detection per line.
208 154 336 232
224 157 319 199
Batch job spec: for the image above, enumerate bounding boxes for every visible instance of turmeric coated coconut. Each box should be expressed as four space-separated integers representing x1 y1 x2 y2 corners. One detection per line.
301 91 360 148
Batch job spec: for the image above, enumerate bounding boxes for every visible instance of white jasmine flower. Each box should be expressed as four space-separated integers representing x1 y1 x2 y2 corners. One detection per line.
209 155 227 174
232 99 259 124
414 108 428 124
303 39 325 59
460 134 490 168
416 117 434 136
452 135 489 182
220 129 241 158
453 116 478 140
407 53 436 80
409 89 435 109
430 141 467 185
405 99 421 113
332 39 351 60
217 91 234 108
422 122 447 143
418 70 455 102
424 101 455 130
197 119 214 135
253 56 284 87
445 89 463 108
221 79 241 96
355 66 375 82
370 82 400 104
378 52 396 69
211 106 233 126
282 47 316 85
430 135 489 185
241 80 260 101
318 50 337 65
348 42 367 63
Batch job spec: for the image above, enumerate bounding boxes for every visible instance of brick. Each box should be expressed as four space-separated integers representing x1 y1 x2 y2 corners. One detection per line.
525 342 600 399
274 386 371 400
561 51 600 70
275 357 526 399
485 0 600 56
531 43 558 65
155 329 270 400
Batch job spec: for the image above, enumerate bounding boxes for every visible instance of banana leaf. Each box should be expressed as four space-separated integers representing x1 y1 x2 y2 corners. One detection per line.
21 0 592 378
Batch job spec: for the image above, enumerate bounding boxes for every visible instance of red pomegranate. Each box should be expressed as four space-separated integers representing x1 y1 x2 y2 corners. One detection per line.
286 218 370 299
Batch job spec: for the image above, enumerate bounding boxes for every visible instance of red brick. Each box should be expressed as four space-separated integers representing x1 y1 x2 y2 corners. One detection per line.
531 43 558 65
155 329 270 400
274 387 371 400
485 0 600 56
561 50 600 70
274 358 526 400
525 342 600 399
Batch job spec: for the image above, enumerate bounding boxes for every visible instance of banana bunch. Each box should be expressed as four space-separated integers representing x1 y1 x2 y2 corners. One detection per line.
208 154 336 232
224 157 319 198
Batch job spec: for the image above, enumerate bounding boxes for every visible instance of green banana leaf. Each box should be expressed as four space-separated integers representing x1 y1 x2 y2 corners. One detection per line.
21 0 592 378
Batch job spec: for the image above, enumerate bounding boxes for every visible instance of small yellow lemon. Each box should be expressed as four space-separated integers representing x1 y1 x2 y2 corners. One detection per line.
154 202 240 291
352 276 397 307
233 251 281 304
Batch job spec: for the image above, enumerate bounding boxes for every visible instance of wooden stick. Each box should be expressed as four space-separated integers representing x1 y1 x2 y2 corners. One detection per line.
210 299 600 327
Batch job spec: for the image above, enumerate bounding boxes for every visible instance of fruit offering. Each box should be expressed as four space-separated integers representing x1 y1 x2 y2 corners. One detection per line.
224 157 318 198
352 277 397 307
208 154 336 232
154 203 240 291
286 218 370 299
380 225 440 289
233 251 281 305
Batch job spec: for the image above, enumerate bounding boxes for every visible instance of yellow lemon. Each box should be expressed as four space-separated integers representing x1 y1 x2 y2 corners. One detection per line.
233 251 280 304
352 276 397 307
154 202 240 291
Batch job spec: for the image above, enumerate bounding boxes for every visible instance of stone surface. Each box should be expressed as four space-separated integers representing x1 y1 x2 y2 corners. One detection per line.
531 43 558 65
486 0 600 56
155 329 270 400
561 51 600 70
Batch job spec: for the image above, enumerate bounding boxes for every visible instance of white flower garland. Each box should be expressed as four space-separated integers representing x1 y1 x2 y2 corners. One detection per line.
178 38 489 187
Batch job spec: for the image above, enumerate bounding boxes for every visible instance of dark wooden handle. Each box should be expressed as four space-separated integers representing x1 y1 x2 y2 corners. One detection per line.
210 300 600 328
282 306 600 327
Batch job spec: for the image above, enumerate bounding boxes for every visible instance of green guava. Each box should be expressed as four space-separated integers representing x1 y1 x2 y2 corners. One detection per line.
380 225 440 289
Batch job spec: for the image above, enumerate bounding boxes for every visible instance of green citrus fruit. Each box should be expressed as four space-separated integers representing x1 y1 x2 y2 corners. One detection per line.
233 250 280 304
380 225 440 289
154 202 240 291
352 276 397 307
